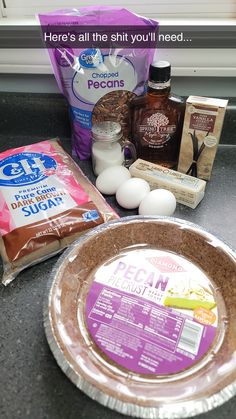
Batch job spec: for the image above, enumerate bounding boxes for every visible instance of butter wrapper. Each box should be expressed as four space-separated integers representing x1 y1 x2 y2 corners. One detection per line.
129 158 206 209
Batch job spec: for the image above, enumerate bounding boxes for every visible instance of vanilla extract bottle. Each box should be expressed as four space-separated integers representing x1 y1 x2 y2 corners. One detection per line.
130 61 185 169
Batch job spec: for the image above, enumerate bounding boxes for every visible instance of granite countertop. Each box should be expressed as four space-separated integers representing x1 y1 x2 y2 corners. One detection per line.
0 94 236 419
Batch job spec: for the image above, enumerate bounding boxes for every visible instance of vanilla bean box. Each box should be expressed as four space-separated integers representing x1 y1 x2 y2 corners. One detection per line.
177 96 228 180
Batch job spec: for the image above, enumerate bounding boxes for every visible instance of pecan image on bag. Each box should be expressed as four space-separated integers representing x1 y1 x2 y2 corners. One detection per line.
92 90 136 138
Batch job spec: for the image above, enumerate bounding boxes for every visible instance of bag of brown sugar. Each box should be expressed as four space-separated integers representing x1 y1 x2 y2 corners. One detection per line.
0 139 118 285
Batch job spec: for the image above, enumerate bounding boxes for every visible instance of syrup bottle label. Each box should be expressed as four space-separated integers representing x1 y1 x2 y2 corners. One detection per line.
138 111 176 148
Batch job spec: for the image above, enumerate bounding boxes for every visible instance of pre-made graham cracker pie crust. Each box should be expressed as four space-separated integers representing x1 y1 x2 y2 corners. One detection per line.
44 216 236 418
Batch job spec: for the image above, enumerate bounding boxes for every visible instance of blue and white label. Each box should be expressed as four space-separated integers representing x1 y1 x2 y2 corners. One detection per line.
0 153 57 187
78 48 104 69
82 210 99 222
70 106 92 128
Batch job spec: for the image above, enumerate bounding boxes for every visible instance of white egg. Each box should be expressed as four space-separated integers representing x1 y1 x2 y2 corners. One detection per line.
139 189 176 216
95 166 131 195
116 178 150 209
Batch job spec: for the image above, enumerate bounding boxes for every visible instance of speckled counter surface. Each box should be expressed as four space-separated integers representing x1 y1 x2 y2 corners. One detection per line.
0 94 236 419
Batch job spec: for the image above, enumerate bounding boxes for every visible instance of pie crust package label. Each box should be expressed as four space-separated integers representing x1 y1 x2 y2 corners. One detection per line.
0 139 118 285
85 249 217 375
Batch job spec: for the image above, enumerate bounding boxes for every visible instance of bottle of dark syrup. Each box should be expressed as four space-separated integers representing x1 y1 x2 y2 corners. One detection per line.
130 61 185 169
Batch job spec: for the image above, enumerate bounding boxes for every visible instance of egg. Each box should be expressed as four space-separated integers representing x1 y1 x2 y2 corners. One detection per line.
139 189 176 216
95 166 131 195
116 178 150 209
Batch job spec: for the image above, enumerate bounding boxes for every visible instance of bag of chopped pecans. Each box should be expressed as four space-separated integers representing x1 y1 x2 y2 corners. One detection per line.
39 6 158 159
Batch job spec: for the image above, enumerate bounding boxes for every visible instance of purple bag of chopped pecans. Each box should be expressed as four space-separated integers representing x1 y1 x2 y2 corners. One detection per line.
39 6 158 159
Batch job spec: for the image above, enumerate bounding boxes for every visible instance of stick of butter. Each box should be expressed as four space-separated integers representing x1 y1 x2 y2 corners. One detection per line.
129 159 206 209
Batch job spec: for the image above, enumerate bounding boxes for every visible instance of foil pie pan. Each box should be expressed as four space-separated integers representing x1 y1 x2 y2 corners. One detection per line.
44 216 236 418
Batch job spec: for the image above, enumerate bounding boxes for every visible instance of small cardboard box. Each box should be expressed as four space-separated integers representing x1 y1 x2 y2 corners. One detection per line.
177 96 228 180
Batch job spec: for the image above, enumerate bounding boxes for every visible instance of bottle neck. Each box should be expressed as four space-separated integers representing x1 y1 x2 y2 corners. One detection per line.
147 79 171 96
